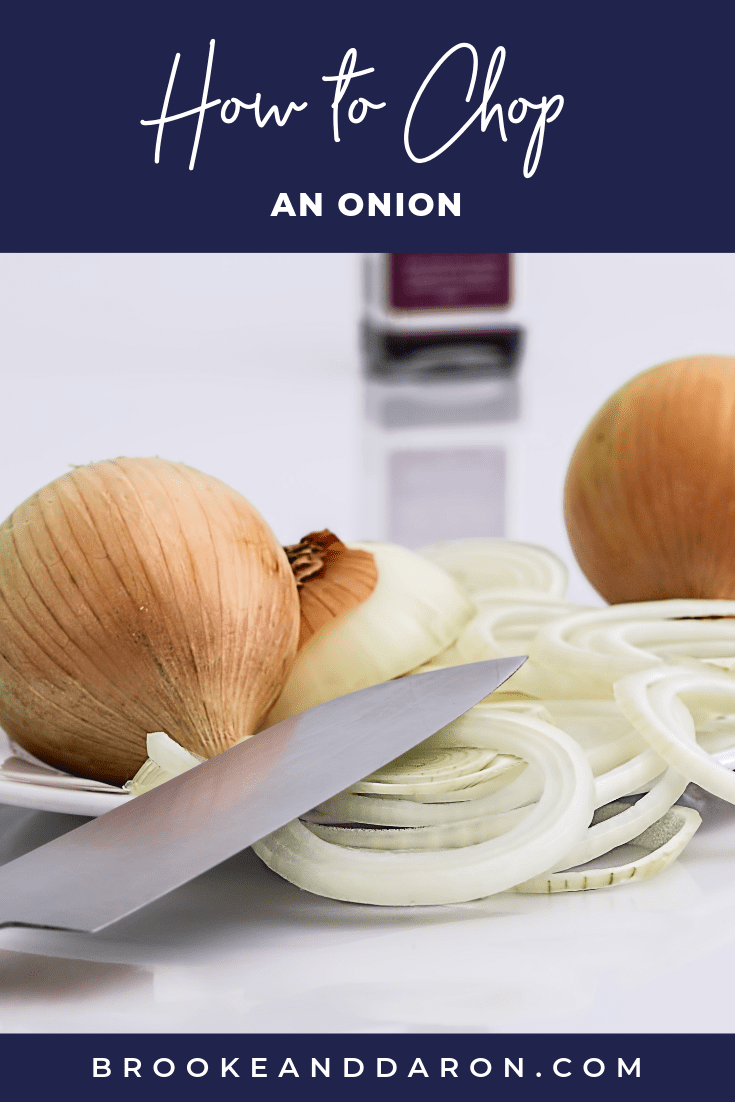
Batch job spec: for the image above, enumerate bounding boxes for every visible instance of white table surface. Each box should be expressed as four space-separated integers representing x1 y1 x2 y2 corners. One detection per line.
1 787 734 1034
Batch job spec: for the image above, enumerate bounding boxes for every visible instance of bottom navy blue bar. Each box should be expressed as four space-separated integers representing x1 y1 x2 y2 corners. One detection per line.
0 1033 711 1098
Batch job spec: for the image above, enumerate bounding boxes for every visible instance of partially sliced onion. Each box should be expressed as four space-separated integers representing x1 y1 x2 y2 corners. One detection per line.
418 538 569 599
263 542 475 726
147 731 206 774
513 805 701 894
252 709 595 906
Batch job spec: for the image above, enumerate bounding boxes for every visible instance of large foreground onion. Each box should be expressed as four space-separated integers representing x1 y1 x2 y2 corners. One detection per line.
565 355 735 602
0 457 301 783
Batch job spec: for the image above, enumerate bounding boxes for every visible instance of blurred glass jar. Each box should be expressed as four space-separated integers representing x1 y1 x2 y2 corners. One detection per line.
361 253 525 547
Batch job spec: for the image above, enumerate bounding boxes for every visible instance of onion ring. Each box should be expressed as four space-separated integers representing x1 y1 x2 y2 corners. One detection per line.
252 709 595 906
513 805 701 894
614 664 735 804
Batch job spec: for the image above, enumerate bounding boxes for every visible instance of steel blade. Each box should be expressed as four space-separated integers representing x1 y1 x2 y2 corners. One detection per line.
0 656 525 932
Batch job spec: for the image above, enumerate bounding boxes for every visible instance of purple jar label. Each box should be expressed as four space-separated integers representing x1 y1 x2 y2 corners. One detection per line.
389 254 511 310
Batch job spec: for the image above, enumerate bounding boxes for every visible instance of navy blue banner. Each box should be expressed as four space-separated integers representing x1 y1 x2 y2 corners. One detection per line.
2 0 734 251
0 1032 688 1098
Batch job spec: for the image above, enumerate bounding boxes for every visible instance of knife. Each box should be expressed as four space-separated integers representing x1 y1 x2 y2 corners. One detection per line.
0 656 524 933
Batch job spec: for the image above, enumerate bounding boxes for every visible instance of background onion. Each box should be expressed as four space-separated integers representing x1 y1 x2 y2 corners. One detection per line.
565 355 735 602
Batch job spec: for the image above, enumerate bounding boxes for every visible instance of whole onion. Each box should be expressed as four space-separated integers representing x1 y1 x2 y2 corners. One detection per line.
0 457 301 783
565 354 735 603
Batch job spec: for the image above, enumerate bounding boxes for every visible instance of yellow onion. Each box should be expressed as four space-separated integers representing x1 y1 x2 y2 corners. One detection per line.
0 457 301 784
565 355 735 603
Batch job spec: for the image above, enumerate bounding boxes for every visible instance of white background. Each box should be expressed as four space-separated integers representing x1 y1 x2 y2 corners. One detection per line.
2 253 735 602
3 253 735 1034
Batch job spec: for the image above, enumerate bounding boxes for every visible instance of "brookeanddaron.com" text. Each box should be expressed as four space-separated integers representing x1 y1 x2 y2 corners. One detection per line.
92 1054 641 1079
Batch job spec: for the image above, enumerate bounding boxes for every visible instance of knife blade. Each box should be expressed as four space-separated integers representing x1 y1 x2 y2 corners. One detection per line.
0 656 525 933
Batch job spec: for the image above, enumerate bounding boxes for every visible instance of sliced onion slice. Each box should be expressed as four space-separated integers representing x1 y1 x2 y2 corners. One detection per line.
513 805 701 894
308 761 536 827
418 538 569 598
124 732 204 794
540 700 648 775
415 600 584 697
530 600 735 698
350 745 522 800
614 664 735 804
303 806 530 852
551 766 689 871
252 709 595 906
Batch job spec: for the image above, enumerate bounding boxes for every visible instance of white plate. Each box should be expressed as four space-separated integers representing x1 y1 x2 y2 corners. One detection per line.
0 731 131 817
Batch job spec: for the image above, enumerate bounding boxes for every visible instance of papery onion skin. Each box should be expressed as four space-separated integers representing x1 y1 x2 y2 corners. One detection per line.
284 530 378 648
0 457 300 784
565 355 735 603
